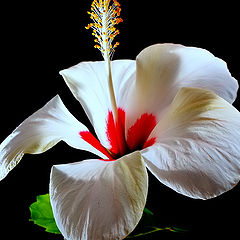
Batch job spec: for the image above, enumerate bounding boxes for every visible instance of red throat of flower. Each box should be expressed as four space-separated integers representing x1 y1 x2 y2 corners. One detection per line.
80 108 157 160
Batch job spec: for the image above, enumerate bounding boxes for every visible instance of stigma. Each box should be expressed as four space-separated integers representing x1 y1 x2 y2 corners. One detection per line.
85 0 123 60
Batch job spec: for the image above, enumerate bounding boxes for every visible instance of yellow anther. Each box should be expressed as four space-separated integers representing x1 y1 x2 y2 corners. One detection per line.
116 18 123 24
114 42 120 48
85 23 93 29
86 0 122 59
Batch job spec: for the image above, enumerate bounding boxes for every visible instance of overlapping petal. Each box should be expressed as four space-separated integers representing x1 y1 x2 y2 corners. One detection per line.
60 60 135 149
0 95 107 180
141 87 240 199
50 151 148 240
125 44 238 129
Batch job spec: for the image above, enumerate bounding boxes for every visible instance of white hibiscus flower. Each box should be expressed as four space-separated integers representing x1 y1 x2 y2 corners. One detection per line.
0 0 240 239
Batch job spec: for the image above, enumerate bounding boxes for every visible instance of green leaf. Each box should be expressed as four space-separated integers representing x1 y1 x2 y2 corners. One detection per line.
141 207 155 226
29 194 61 234
143 207 154 216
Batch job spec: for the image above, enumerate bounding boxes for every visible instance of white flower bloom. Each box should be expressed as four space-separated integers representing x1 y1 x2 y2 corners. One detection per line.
0 43 240 240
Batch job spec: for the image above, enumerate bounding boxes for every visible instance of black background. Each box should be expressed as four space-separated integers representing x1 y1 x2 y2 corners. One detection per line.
1 1 240 239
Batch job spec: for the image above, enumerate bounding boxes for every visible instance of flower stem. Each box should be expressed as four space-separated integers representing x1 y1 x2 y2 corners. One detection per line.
127 226 188 238
126 227 167 238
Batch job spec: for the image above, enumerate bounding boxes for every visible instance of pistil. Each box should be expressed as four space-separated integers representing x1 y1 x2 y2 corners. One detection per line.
106 57 118 122
86 0 123 123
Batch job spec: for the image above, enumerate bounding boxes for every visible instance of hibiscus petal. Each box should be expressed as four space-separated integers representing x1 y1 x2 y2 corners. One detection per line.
50 151 148 240
60 60 135 149
141 87 240 199
126 43 238 129
0 95 107 180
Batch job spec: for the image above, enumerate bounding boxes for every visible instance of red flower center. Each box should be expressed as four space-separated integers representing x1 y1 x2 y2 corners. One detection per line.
80 108 157 160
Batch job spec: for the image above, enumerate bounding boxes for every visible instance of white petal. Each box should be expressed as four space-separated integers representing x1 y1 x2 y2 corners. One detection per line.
126 43 238 129
141 87 240 199
0 95 107 180
60 60 135 149
50 151 148 240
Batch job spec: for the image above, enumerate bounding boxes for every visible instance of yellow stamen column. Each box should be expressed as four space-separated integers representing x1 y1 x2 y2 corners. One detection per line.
86 0 123 123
